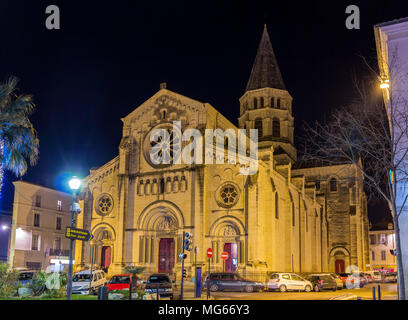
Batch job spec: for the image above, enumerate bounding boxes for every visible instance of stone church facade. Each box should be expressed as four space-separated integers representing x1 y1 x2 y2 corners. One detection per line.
74 26 370 278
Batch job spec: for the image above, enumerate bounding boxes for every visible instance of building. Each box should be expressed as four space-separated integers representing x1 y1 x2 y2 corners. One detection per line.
74 25 370 278
0 210 12 263
8 181 73 270
369 222 397 272
375 17 408 296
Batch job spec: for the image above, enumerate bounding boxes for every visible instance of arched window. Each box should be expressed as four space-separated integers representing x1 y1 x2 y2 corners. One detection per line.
272 118 280 137
270 97 275 108
253 98 258 109
277 98 281 108
254 118 263 139
275 192 279 219
160 178 165 194
291 201 295 227
330 178 338 192
260 97 264 107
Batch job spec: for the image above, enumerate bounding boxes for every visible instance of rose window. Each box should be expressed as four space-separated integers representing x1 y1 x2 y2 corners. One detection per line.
216 183 240 208
95 194 114 216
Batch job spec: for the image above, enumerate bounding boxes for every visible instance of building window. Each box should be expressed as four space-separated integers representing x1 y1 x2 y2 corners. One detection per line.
275 193 279 219
254 118 263 139
370 235 376 245
315 181 320 191
349 205 356 215
160 178 165 194
34 213 40 227
57 200 62 211
329 178 337 192
35 195 41 207
270 97 274 107
372 251 375 261
272 118 280 137
260 97 264 107
291 202 295 227
31 234 40 251
253 98 258 109
379 233 388 245
54 237 61 251
56 217 62 230
26 262 41 270
381 250 386 261
277 98 281 108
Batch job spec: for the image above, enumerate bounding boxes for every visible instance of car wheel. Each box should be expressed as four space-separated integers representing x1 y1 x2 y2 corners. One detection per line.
304 285 312 292
279 285 287 292
245 286 254 293
210 284 219 292
314 285 320 292
332 287 337 292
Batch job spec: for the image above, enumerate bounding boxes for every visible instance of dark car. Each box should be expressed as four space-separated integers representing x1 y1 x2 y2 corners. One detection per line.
18 271 37 287
204 272 264 293
383 273 397 283
337 273 365 288
305 274 337 292
144 274 173 299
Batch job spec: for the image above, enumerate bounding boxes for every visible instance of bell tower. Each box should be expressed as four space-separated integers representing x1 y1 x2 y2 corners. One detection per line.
238 25 296 164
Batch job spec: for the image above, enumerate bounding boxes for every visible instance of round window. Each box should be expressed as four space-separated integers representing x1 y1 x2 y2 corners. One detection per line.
95 194 114 216
216 183 240 208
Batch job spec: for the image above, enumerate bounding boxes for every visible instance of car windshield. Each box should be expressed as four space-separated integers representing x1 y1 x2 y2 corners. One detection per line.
109 276 130 284
19 273 34 280
73 274 92 282
147 276 170 283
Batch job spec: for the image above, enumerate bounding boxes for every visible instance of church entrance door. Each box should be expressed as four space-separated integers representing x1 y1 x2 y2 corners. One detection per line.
224 243 238 272
335 259 345 273
101 246 111 269
158 238 175 273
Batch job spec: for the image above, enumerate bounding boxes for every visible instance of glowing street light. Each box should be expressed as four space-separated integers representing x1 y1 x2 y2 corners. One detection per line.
66 176 82 300
380 79 390 89
1 225 9 230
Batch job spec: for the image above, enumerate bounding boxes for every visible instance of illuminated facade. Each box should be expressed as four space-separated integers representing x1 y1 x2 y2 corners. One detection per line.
74 26 370 278
369 222 397 272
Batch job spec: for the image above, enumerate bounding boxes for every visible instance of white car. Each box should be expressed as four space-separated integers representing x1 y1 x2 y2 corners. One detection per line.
267 273 313 292
365 271 382 282
71 269 107 295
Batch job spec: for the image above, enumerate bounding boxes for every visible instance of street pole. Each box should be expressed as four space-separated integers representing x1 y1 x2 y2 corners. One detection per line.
194 246 197 298
66 190 76 300
89 245 94 294
180 231 185 300
207 256 210 300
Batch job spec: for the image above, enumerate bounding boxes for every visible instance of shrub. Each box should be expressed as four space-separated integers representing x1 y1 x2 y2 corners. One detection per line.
0 262 20 298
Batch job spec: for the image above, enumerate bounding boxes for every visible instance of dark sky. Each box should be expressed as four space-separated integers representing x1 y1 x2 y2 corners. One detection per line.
0 0 404 222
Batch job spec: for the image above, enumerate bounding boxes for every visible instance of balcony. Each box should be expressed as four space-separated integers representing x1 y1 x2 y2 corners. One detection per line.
45 248 70 257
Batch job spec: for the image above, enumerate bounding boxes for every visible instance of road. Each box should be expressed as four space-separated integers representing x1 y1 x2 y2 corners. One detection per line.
182 283 397 300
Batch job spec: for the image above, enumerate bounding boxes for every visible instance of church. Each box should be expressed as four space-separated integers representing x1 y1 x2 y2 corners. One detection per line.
74 25 370 279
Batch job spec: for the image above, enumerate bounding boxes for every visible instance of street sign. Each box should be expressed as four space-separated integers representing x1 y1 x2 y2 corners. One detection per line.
221 251 229 260
65 227 91 241
207 248 213 259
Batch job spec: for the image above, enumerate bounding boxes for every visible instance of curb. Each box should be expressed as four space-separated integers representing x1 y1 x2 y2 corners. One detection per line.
330 294 358 300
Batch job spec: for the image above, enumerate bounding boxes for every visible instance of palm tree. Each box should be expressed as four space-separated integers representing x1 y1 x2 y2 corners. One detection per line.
0 76 39 194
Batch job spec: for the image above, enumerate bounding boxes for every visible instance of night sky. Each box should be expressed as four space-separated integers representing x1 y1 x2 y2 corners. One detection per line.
0 0 405 222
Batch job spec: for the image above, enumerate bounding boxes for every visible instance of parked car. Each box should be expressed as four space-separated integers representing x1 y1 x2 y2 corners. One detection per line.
204 272 264 293
267 273 313 292
305 274 337 292
361 273 374 283
106 273 139 291
365 271 382 282
71 269 107 295
351 272 368 287
328 273 344 289
383 273 397 283
337 273 365 288
145 274 174 299
17 270 37 287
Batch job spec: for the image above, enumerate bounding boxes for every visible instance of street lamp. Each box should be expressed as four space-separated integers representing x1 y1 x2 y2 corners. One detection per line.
67 176 81 300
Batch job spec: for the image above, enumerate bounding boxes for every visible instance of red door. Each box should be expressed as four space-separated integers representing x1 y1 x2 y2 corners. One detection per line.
101 246 111 268
224 243 238 272
335 259 345 273
158 238 175 273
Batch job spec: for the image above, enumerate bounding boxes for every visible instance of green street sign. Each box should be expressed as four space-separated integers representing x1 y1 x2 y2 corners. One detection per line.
65 227 91 241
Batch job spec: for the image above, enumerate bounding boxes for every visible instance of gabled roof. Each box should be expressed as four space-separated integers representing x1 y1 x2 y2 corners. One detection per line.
245 25 286 92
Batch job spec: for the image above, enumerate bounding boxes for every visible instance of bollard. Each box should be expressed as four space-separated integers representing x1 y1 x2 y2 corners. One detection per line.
372 286 376 300
129 282 132 300
156 283 160 300
98 286 109 300
357 297 361 300
378 285 381 300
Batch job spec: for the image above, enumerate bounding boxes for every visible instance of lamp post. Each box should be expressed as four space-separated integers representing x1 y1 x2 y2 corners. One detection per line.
67 176 81 300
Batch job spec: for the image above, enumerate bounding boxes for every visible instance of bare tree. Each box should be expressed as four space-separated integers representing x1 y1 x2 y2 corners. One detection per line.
301 73 408 300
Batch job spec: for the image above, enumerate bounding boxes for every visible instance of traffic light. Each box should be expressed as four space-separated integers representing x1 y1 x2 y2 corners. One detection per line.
182 268 187 278
390 249 397 256
183 232 193 251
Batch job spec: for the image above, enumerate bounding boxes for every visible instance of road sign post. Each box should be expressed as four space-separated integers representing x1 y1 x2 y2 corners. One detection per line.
221 251 229 272
206 248 213 300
